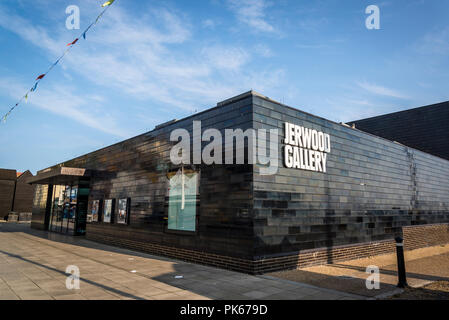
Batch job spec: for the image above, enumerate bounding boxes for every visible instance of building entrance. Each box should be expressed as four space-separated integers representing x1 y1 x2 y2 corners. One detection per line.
48 183 89 235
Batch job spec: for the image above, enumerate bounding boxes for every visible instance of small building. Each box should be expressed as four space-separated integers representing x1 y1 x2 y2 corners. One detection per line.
0 169 35 220
28 91 449 273
0 169 17 219
348 101 449 161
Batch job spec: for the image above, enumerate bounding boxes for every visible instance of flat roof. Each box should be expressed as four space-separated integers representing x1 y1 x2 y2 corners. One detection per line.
349 100 449 123
35 91 449 174
0 169 17 181
28 167 89 185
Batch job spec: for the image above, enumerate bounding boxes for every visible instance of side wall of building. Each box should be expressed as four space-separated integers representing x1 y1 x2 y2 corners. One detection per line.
252 96 449 260
0 169 16 219
348 101 449 161
29 93 449 273
32 96 255 260
13 171 36 213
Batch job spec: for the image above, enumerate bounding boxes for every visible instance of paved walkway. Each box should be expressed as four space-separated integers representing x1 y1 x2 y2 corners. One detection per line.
269 243 449 298
0 222 362 300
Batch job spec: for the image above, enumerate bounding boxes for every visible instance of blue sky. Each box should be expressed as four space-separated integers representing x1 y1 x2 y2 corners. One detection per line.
1 0 448 173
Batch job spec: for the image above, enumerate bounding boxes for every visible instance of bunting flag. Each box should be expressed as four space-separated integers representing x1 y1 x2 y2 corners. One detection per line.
67 38 79 46
82 23 94 39
30 82 38 92
95 11 105 24
102 0 115 7
1 0 118 124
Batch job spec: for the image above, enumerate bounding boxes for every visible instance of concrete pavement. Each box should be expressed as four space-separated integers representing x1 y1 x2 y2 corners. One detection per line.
269 243 449 298
0 222 362 300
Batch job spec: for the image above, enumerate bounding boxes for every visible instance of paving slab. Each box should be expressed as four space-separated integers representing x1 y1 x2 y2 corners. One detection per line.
268 244 449 299
0 223 364 300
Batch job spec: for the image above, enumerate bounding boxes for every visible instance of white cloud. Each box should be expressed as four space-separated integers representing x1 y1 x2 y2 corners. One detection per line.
201 46 250 71
0 2 286 134
202 19 217 29
356 81 409 99
0 8 61 54
296 44 329 49
415 27 449 55
0 78 128 138
254 43 273 57
323 97 380 123
227 0 275 33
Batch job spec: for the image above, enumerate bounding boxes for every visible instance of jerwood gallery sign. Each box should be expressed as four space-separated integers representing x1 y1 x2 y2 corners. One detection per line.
283 122 331 173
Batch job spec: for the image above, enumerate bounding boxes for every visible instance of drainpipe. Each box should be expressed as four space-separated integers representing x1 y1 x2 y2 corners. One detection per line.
181 166 185 210
11 175 17 213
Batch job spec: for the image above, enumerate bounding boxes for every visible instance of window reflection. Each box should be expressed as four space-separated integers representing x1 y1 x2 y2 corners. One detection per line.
167 167 199 232
48 185 80 235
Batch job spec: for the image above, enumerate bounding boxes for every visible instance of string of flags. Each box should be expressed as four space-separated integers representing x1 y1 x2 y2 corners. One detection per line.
1 0 116 123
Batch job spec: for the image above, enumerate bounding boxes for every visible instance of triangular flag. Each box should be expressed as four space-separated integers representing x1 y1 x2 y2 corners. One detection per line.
2 111 10 123
95 13 104 24
36 74 45 80
25 94 28 102
102 0 115 7
67 38 79 46
82 23 94 39
31 82 38 92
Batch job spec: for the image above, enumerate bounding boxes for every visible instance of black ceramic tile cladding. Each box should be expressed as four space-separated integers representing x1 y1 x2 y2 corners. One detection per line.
348 101 449 161
31 92 449 267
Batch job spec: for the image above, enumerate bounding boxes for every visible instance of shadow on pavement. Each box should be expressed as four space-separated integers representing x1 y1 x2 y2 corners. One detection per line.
0 222 363 300
0 248 145 300
330 263 449 283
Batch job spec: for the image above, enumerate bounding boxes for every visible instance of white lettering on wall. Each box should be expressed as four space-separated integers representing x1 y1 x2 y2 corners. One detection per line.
283 122 331 173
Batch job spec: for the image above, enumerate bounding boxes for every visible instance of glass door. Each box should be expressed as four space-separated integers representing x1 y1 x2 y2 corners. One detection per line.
49 185 65 233
66 186 77 234
48 185 78 235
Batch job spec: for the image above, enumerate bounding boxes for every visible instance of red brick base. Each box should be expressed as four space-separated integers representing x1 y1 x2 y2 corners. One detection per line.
403 223 449 251
86 223 449 274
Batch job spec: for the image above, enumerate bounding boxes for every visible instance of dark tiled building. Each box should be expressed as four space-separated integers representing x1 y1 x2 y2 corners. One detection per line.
348 101 449 161
0 169 35 220
13 171 36 214
29 91 449 273
0 169 17 219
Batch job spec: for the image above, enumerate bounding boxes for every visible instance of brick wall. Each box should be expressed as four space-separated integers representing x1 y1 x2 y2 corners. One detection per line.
87 222 449 274
403 223 449 250
86 232 255 274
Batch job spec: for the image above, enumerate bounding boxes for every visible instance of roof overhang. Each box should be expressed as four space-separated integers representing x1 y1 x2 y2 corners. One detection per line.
27 167 90 185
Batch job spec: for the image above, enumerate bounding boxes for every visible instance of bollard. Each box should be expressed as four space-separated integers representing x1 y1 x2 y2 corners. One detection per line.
395 236 408 288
